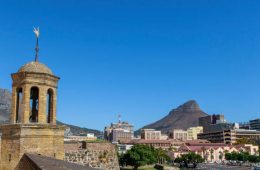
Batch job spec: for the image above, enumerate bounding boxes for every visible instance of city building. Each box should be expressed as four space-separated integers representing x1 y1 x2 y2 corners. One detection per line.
199 115 239 133
117 144 133 154
174 143 259 162
160 134 169 140
187 126 203 140
104 121 134 143
250 118 260 131
141 129 161 140
169 129 188 140
199 114 226 133
198 129 260 145
121 139 183 150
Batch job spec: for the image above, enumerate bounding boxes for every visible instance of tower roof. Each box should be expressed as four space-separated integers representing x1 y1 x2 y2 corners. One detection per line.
18 61 53 75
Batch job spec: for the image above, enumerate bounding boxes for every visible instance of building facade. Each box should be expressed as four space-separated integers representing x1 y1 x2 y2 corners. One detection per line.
250 119 260 131
169 129 188 140
198 129 260 145
175 143 259 162
104 121 134 143
187 126 203 140
141 129 161 140
199 114 225 133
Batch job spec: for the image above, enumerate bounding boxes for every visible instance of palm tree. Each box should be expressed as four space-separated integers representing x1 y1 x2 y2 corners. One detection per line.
201 147 206 161
210 148 214 162
219 151 223 161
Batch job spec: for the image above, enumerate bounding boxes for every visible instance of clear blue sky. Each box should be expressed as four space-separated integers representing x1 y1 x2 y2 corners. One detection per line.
1 1 260 131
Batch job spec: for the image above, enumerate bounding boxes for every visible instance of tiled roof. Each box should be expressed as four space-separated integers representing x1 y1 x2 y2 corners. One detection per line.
24 153 97 170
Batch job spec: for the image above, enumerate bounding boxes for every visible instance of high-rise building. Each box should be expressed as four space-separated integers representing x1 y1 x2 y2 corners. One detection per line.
250 119 260 131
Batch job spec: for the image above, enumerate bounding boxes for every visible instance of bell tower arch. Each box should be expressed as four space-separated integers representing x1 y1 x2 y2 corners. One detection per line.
10 61 59 125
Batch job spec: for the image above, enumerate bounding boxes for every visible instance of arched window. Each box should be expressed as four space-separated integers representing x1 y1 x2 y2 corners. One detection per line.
16 88 23 123
46 89 53 123
29 87 39 123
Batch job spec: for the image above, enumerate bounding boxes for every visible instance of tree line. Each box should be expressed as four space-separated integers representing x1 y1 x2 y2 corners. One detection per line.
119 144 170 169
225 151 260 163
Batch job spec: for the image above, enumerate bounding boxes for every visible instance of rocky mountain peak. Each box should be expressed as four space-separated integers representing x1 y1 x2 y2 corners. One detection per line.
138 100 208 133
174 100 201 113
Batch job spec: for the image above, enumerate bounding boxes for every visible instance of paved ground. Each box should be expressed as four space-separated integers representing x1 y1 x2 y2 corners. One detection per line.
197 163 252 170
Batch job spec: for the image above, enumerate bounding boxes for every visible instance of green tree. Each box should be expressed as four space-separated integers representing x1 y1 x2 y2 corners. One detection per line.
219 151 223 161
174 152 204 168
154 148 171 164
201 147 207 160
121 144 157 169
224 151 258 163
235 137 254 145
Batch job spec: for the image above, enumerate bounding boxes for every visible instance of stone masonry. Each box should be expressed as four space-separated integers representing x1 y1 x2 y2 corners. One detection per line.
65 142 120 170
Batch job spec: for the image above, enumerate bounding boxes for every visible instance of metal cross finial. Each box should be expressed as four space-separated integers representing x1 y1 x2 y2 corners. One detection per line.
33 27 40 62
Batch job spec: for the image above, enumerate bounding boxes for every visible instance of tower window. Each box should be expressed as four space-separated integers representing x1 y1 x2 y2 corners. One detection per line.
16 88 23 123
29 87 39 123
46 89 53 123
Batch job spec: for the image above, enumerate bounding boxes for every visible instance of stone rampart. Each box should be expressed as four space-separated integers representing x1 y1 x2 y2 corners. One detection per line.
65 141 119 170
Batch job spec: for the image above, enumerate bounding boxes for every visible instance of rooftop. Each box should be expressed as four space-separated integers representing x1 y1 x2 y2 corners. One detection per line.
24 153 96 170
18 61 53 75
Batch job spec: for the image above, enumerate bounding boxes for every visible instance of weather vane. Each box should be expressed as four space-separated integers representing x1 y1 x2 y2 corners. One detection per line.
33 27 40 62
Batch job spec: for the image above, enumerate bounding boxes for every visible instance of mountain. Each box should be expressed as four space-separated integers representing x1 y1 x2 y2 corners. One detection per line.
0 88 102 136
0 89 11 124
57 121 102 137
138 100 208 134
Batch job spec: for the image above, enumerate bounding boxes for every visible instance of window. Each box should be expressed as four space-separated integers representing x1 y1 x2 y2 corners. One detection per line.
29 87 39 123
16 88 23 123
46 89 53 123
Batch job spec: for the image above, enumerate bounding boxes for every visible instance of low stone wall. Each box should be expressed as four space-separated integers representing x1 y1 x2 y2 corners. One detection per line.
65 142 120 170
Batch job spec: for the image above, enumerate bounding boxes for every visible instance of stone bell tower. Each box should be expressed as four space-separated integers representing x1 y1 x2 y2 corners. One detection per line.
0 29 65 170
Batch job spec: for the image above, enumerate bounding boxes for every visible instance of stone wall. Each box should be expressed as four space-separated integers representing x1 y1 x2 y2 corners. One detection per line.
65 141 120 170
0 124 65 170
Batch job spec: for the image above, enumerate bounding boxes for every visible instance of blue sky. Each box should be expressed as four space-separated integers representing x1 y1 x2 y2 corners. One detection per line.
1 1 260 130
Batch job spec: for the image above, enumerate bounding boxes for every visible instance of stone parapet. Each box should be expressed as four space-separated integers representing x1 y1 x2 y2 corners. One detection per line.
65 142 120 170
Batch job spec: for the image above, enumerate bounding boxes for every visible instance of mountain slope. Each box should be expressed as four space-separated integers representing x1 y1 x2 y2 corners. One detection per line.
0 89 11 123
57 121 102 137
0 88 101 136
139 100 208 133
